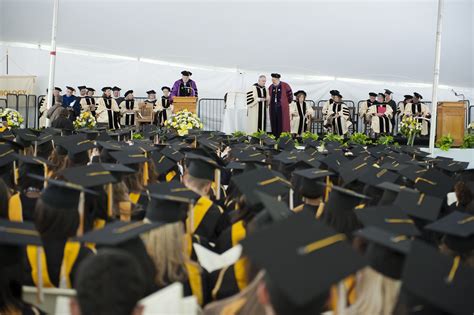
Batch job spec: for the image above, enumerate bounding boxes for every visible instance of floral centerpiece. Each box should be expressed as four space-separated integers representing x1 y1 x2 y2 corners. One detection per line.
399 116 422 146
164 109 203 136
0 108 24 129
73 111 96 129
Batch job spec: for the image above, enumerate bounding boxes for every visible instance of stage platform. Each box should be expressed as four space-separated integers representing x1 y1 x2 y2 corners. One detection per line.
420 148 474 169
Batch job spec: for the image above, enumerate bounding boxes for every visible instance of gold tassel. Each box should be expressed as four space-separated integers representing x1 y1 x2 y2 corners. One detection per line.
107 183 113 218
143 161 149 186
77 191 85 236
13 160 18 186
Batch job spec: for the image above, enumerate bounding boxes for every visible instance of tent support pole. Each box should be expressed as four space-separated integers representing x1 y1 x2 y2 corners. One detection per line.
45 0 59 127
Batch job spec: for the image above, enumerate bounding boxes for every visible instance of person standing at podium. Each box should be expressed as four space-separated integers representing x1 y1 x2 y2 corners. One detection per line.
171 70 198 101
246 75 268 133
268 73 293 137
403 92 431 136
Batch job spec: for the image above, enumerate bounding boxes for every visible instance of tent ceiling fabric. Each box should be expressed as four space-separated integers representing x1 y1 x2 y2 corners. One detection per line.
1 0 473 88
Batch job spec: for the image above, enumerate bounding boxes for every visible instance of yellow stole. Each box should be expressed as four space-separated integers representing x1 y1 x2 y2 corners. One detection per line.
329 274 357 313
166 170 177 182
8 192 23 222
185 262 204 306
26 241 81 289
186 196 213 234
232 221 248 291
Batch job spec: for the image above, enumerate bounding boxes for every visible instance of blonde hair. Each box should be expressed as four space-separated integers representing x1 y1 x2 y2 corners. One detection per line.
346 267 401 315
142 221 189 286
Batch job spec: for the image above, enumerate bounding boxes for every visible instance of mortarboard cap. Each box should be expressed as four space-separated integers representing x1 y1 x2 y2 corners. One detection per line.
61 164 117 188
394 190 443 222
292 168 333 199
294 90 307 98
435 160 469 174
161 86 171 92
241 211 367 308
414 168 455 197
413 92 423 99
124 90 133 97
185 152 218 181
181 71 192 76
161 146 184 162
369 92 377 97
146 90 156 94
74 221 163 246
77 85 87 90
87 87 95 92
404 94 413 99
401 240 474 315
355 205 420 236
102 86 112 92
112 86 121 91
66 86 75 92
384 89 393 95
150 151 176 175
250 192 293 229
329 90 340 96
425 211 474 253
54 87 62 92
270 73 281 78
62 138 95 164
0 219 42 247
109 150 148 166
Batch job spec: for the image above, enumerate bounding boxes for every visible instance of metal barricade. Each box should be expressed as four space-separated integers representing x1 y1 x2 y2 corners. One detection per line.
27 95 37 128
6 94 18 110
17 94 28 127
0 98 7 110
197 98 225 131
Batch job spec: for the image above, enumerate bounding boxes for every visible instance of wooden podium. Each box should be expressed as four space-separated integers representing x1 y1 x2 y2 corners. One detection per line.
173 96 198 114
436 102 466 146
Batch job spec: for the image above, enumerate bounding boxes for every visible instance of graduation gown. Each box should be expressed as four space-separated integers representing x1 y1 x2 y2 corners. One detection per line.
289 100 314 135
38 98 48 128
156 96 173 125
403 102 431 136
268 82 293 136
246 83 267 133
96 97 120 129
62 95 80 121
171 79 198 99
367 102 393 134
80 96 97 116
210 220 248 301
359 99 376 125
25 240 92 288
119 99 138 126
325 102 352 135
186 196 224 241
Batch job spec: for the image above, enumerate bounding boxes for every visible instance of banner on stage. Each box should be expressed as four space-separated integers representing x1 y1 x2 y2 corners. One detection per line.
0 75 37 96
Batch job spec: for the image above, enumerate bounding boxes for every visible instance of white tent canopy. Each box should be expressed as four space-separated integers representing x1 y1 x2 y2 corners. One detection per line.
0 0 472 100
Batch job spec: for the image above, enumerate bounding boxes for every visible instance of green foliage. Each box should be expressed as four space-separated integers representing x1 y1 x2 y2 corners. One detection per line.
250 130 267 139
435 134 454 151
232 131 247 137
349 132 372 145
279 132 293 139
461 134 474 149
377 135 395 146
302 131 319 141
132 133 144 140
323 133 344 144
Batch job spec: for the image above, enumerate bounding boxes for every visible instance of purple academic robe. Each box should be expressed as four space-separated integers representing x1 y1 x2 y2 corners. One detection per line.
170 79 198 102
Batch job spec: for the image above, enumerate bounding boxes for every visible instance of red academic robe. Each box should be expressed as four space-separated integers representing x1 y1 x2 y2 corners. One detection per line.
268 82 292 135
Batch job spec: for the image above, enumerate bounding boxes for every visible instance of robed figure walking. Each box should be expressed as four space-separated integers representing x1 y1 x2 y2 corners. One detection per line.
268 73 293 137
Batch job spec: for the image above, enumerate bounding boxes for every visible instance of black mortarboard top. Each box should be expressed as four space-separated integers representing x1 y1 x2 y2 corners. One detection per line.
294 90 307 97
54 87 62 92
145 181 199 223
29 174 98 209
329 90 340 96
66 86 75 92
185 152 218 181
149 151 176 175
435 160 469 174
425 211 474 253
320 152 348 173
197 137 221 153
36 132 54 148
77 128 100 140
355 205 421 236
339 155 375 185
384 89 393 95
413 92 423 99
398 164 428 182
394 190 443 222
146 90 156 95
357 166 399 187
87 87 95 92
61 164 118 188
232 150 266 164
99 163 136 181
95 131 112 142
77 85 87 90
126 141 159 154
102 86 112 92
161 146 184 162
400 145 430 158
403 94 413 99
225 161 246 171
414 168 455 197
109 150 148 166
401 240 474 315
376 182 417 206
368 92 377 97
74 221 163 246
62 138 95 164
14 153 52 167
96 140 125 151
355 226 412 279
241 211 367 308
270 73 281 78
14 128 37 147
272 151 299 167
0 219 42 247
124 89 133 97
181 70 192 76
250 192 293 229
277 137 295 151
231 167 291 208
161 86 171 91
293 168 332 199
379 160 409 172
112 86 121 91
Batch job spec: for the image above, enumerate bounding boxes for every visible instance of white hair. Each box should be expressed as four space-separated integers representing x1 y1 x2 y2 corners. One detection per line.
258 75 266 79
